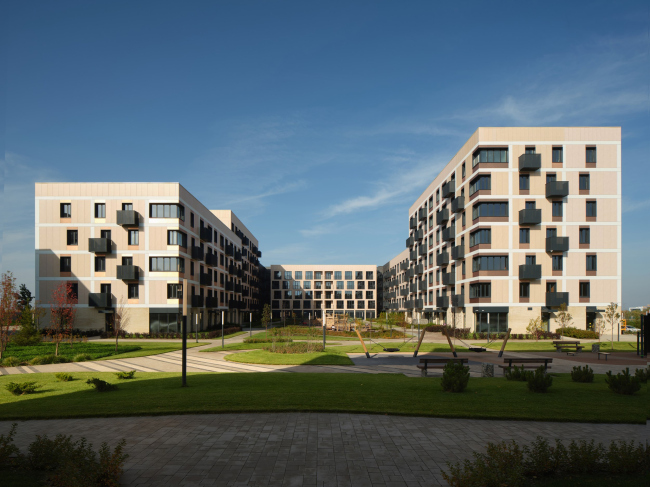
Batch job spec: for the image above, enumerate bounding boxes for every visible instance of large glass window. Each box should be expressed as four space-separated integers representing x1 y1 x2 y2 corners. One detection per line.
366 271 374 280
128 230 139 245
66 230 78 246
366 291 374 299
325 281 332 289
519 283 530 298
475 311 508 334
295 271 302 280
469 283 491 298
305 271 313 279
472 256 508 272
519 228 530 244
167 230 186 247
293 281 301 289
95 256 106 272
347 281 354 290
149 312 181 334
368 281 375 289
150 257 185 273
314 271 322 279
282 281 290 289
346 291 354 300
149 203 184 220
273 271 281 279
314 281 322 289
285 271 292 280
336 271 343 280
272 281 279 289
60 256 71 272
552 147 563 163
304 281 311 289
357 281 365 289
334 291 342 299
469 175 491 195
167 283 182 299
325 271 332 279
469 229 491 247
586 147 597 163
472 148 508 167
472 202 508 219
579 282 590 298
336 281 344 290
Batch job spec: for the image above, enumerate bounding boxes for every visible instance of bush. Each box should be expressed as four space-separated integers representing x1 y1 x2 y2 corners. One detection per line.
570 365 594 383
244 337 293 343
5 381 40 396
1 356 22 367
264 342 325 354
29 355 70 365
440 362 470 393
560 327 600 339
0 423 21 468
443 440 525 486
73 353 92 362
526 366 553 393
86 378 117 392
423 325 470 339
504 365 531 381
605 368 641 395
634 366 648 384
55 373 75 382
115 370 136 380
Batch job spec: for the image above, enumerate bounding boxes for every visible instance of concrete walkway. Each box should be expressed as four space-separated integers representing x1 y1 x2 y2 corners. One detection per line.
0 413 645 486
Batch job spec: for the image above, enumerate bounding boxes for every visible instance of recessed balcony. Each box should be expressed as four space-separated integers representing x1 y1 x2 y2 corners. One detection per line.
519 264 542 280
519 209 542 225
518 153 541 172
88 238 111 254
546 236 569 252
546 292 569 308
546 181 569 198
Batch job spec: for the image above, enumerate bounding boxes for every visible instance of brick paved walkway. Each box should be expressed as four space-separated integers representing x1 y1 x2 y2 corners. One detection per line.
0 413 645 486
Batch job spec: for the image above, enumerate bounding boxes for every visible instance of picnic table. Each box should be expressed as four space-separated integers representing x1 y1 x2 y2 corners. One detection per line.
498 357 553 375
552 340 584 354
417 358 469 377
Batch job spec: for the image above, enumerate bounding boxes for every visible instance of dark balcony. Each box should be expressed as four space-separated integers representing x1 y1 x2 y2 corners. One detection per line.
519 264 542 280
410 250 417 261
518 153 541 172
452 294 464 308
205 253 218 267
225 245 234 256
410 218 417 230
234 251 242 262
436 295 449 308
242 236 250 246
242 262 250 272
116 210 138 226
400 288 409 296
228 264 237 275
418 245 427 256
436 208 449 225
225 282 234 291
451 245 465 260
442 180 455 198
191 246 204 261
436 252 450 266
546 292 569 308
405 300 414 309
405 236 415 248
442 272 455 286
242 289 249 297
206 296 219 308
414 298 424 309
418 208 427 221
200 273 212 286
89 293 111 308
519 209 542 225
414 264 424 274
235 284 242 293
442 225 456 242
88 238 111 253
191 295 204 308
546 181 569 198
116 265 139 280
415 228 424 240
546 236 569 252
257 250 262 258
200 226 213 243
410 283 418 293
451 196 465 213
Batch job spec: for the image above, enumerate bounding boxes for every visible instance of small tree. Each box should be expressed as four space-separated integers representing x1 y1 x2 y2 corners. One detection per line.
17 284 34 311
603 302 621 351
112 296 131 352
555 303 573 332
261 304 271 335
49 282 77 356
526 317 544 341
593 317 606 342
0 272 20 360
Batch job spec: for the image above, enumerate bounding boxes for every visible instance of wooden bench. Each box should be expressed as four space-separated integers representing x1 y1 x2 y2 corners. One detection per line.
597 352 610 361
417 358 469 377
552 340 584 354
498 358 553 375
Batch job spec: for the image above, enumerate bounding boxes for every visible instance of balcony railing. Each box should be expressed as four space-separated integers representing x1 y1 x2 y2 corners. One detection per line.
442 225 456 242
442 180 455 198
451 196 465 213
442 272 455 286
519 264 542 280
400 288 409 296
519 209 542 226
546 236 569 252
416 228 424 240
546 181 569 198
116 265 139 280
546 292 569 308
436 252 450 266
225 245 234 256
191 295 204 308
225 282 234 291
436 295 449 308
414 298 424 309
116 210 138 226
410 283 418 293
451 245 464 260
409 218 417 230
200 273 212 286
418 208 427 221
191 246 204 261
418 245 427 256
205 253 218 267
88 238 111 253
89 293 111 308
518 153 541 172
409 250 417 261
436 208 449 225
452 294 464 308
405 236 415 248
206 296 219 308
414 263 424 274
200 226 213 243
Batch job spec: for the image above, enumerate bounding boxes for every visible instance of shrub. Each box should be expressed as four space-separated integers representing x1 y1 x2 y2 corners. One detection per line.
606 440 648 474
115 370 136 380
605 368 641 395
560 327 600 339
526 366 553 393
504 365 531 381
264 343 325 354
634 366 648 384
5 381 40 396
570 365 594 383
1 356 22 367
0 423 21 468
73 353 92 362
55 373 75 382
244 337 293 343
86 378 117 392
29 355 70 365
440 362 470 393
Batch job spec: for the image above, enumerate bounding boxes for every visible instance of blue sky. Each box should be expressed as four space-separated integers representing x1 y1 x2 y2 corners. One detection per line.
1 1 649 308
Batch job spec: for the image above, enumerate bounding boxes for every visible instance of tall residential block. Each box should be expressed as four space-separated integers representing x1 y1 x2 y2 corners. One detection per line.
35 183 262 333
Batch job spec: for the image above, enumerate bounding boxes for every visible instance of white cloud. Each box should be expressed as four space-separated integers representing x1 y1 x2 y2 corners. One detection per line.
623 198 650 214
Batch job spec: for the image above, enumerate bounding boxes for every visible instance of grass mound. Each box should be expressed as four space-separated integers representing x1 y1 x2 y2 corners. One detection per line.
225 349 353 365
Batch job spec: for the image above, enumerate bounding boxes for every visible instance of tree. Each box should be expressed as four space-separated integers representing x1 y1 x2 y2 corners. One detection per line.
261 304 271 335
526 317 544 341
17 284 34 311
13 306 41 346
0 272 19 360
112 296 131 352
49 282 77 356
555 303 573 332
593 317 606 342
603 302 621 351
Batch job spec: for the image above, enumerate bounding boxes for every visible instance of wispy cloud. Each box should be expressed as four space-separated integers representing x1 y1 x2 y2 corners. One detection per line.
623 198 650 214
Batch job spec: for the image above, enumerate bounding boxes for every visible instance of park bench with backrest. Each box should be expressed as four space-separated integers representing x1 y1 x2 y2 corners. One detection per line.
552 340 584 354
498 357 553 375
417 358 469 376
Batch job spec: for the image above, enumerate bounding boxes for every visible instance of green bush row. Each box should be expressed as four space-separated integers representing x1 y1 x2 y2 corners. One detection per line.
263 342 325 354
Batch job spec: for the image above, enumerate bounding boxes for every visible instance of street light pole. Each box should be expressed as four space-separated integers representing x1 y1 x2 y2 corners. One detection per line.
181 279 188 387
221 310 225 348
250 312 252 337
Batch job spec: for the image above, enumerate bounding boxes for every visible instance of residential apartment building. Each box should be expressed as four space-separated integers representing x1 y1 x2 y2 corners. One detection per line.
379 249 409 314
398 127 621 333
35 183 263 333
269 265 378 320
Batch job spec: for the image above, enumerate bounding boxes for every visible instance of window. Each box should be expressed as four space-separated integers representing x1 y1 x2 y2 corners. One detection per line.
354 291 361 299
519 228 530 244
303 281 311 289
526 255 536 265
586 201 597 218
167 230 186 247
306 271 313 279
462 261 466 275
336 281 344 290
519 174 530 190
368 281 375 289
469 283 491 298
469 175 491 195
552 255 563 271
436 190 440 203
546 282 556 293
519 282 530 298
472 256 508 272
128 283 139 299
525 201 536 210
285 271 292 279
525 147 536 154
60 203 71 218
336 301 344 309
586 255 597 271
336 271 344 280
67 282 78 301
462 212 466 226
95 256 106 272
325 281 332 289
580 228 590 244
295 271 302 280
472 148 508 167
347 301 355 309
190 212 194 227
334 291 341 299
95 203 106 218
366 271 374 280
586 147 597 163
347 281 354 290
552 202 563 217
66 230 78 246
469 229 491 247
357 301 365 309
128 230 139 245
285 290 292 299
325 271 332 279
149 204 185 220
357 281 365 289
167 283 182 299
546 228 557 238
579 174 590 190
579 282 590 298
272 281 279 290
190 262 194 276
366 291 374 299
122 256 132 266
295 291 303 299
472 202 508 219
354 271 362 280
273 271 281 279
293 281 301 289
462 162 466 178
314 271 322 279
60 256 71 272
314 281 322 289
552 147 563 163
150 257 185 273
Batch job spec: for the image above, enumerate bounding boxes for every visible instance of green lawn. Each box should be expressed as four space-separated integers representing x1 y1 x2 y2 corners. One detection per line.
476 341 640 353
0 372 644 423
2 342 141 362
224 349 354 365
98 342 207 360
201 341 466 353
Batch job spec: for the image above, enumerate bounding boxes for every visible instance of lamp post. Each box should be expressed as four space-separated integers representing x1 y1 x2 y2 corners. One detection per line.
181 279 188 387
250 312 252 337
195 313 199 343
221 310 225 348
